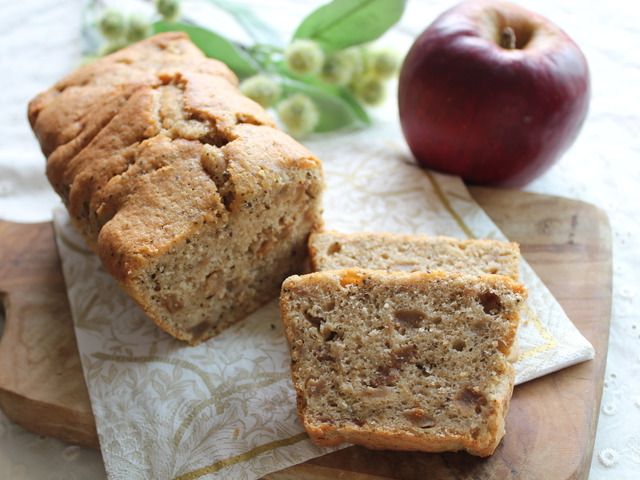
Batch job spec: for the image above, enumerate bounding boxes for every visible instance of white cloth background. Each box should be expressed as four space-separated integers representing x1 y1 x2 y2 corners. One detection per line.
0 1 638 479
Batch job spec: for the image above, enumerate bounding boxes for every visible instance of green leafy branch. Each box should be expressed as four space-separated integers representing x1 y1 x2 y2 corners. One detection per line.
84 0 407 136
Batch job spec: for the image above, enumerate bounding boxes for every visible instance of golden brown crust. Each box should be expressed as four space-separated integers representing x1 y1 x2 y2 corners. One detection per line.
29 32 237 152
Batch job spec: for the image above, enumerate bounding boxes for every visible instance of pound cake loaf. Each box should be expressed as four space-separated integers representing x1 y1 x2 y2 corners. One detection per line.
280 268 528 456
29 32 324 344
309 230 520 280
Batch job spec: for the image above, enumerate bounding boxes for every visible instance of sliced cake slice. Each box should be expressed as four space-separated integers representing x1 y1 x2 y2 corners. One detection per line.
309 230 521 280
280 268 528 457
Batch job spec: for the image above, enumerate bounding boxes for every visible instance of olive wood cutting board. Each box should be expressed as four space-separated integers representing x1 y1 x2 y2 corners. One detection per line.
0 187 612 479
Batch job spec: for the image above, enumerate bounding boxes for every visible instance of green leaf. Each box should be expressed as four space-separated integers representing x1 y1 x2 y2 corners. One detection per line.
280 78 370 133
153 21 258 78
311 79 371 127
293 0 407 52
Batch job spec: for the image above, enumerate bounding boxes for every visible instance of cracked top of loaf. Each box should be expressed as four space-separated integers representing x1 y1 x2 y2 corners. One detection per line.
28 32 323 282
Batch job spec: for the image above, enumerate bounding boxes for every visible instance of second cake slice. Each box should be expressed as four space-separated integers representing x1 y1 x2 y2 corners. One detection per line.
280 268 528 457
309 230 521 280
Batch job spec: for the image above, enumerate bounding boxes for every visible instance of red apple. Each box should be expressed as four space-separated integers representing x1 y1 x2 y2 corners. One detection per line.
397 0 590 187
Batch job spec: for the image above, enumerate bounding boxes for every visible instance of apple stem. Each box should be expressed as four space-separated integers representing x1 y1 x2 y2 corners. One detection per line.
500 26 516 49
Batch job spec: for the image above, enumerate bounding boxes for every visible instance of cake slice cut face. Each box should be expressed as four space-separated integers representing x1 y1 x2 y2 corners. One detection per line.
280 268 528 457
309 230 521 280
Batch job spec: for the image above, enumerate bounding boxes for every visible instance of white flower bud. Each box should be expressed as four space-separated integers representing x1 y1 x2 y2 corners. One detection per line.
240 75 281 108
99 8 126 41
276 93 319 137
285 40 325 76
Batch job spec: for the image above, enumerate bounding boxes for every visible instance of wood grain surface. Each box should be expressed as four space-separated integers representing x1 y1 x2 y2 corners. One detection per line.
0 187 612 479
0 217 99 449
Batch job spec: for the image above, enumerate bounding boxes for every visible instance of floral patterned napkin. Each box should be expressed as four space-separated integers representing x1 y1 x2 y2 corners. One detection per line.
53 120 594 480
